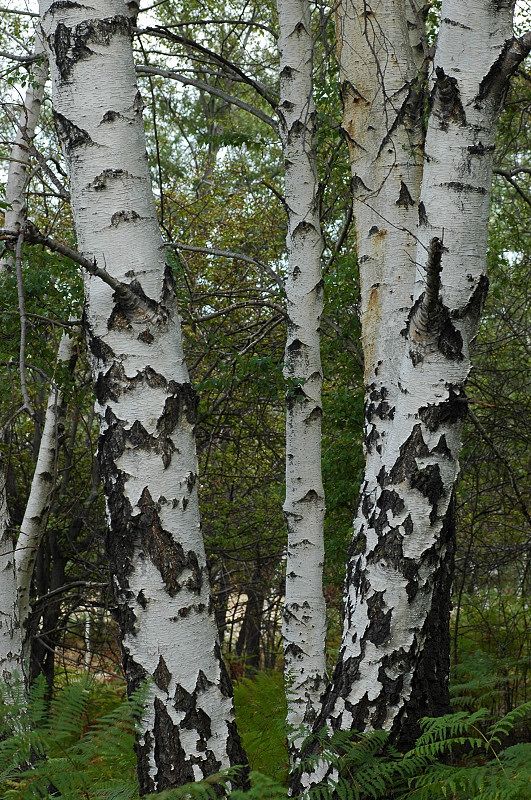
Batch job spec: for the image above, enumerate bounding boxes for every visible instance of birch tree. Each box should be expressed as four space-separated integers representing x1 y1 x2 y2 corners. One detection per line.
0 37 47 274
276 0 327 752
15 331 75 660
0 30 73 682
38 0 245 791
295 0 530 789
0 459 21 682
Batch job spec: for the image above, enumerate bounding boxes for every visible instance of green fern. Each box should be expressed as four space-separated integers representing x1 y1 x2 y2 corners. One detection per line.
0 675 529 800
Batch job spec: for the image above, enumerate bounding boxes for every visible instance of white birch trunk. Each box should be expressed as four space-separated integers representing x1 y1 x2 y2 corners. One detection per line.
15 331 74 658
276 0 327 753
0 463 22 682
0 36 47 273
1 33 52 684
38 0 246 791
295 0 528 790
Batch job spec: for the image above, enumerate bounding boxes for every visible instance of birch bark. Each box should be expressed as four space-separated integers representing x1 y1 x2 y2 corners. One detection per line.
15 330 75 660
276 0 327 753
0 36 47 273
38 0 246 791
295 0 529 790
0 461 21 681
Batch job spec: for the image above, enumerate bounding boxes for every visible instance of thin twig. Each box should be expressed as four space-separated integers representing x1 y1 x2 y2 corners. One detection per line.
168 241 284 290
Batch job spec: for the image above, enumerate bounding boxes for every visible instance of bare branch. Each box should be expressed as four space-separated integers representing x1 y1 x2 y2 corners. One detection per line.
137 26 278 109
167 241 284 291
494 168 531 206
136 63 277 130
1 224 152 315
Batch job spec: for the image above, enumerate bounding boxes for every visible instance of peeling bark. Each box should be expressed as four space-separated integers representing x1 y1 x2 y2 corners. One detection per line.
38 0 246 791
276 0 327 755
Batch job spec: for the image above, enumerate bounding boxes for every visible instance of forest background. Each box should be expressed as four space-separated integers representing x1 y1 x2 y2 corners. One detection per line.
0 0 529 797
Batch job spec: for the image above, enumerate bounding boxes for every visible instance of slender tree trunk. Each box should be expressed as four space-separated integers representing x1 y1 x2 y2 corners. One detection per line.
39 0 246 790
29 530 67 691
15 331 74 663
276 0 328 753
0 30 71 685
0 37 47 273
295 0 529 790
235 559 266 673
0 462 22 681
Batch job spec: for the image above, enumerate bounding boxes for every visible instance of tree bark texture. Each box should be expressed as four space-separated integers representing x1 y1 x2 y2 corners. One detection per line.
295 0 527 790
276 0 328 753
38 0 246 791
0 36 47 273
15 331 75 662
0 462 22 682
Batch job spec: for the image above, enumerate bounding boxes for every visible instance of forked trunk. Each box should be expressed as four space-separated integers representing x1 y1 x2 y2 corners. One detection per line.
295 0 528 790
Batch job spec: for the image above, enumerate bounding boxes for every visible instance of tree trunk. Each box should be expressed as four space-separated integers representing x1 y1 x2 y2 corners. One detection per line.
0 462 22 682
39 0 246 791
16 331 75 662
276 0 328 752
0 36 47 273
295 0 529 790
235 559 266 673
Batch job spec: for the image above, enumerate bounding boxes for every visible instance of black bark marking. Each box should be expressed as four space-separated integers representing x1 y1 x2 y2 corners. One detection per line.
396 181 414 208
409 463 445 524
419 384 467 432
89 168 127 191
377 489 405 520
366 384 395 423
136 488 202 597
436 309 464 360
172 602 206 619
53 111 93 152
432 434 452 459
451 274 489 325
87 331 113 364
432 67 466 129
373 665 404 728
394 495 455 748
418 201 428 226
138 328 154 343
152 698 194 789
100 109 120 123
389 424 430 484
467 141 494 156
49 16 132 82
110 209 141 227
366 592 392 645
442 17 471 29
476 37 513 106
154 655 171 692
136 590 147 609
442 181 487 195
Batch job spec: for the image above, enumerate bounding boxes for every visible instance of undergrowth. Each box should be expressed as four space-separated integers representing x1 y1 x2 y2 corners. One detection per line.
0 671 529 800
